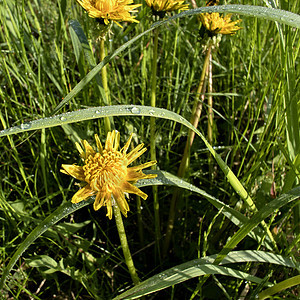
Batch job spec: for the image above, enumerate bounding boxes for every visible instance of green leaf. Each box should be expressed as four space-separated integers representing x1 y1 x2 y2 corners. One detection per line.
26 255 58 270
0 105 194 137
113 250 299 299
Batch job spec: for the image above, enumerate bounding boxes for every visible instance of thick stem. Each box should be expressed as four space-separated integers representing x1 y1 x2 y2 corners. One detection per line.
113 205 140 285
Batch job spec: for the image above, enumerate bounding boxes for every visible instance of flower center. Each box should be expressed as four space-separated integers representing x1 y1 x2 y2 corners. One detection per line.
83 150 127 192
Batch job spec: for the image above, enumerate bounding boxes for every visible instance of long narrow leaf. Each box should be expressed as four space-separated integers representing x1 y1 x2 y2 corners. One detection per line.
113 250 299 299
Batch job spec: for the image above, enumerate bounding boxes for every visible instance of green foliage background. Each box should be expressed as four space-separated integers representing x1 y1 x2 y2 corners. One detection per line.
0 0 299 299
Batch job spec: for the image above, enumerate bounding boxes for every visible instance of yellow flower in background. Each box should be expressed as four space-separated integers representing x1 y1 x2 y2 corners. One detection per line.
145 0 189 14
77 0 141 27
61 131 157 219
200 12 241 35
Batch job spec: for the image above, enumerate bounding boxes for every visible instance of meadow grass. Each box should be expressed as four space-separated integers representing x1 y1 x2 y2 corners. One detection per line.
0 0 299 299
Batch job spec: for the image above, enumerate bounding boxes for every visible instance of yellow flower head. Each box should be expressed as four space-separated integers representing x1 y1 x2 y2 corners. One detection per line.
77 0 141 27
200 12 241 35
61 131 157 219
145 0 189 16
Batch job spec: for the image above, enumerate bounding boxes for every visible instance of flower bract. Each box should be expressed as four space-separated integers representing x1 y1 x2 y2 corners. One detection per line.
145 0 189 13
61 131 157 219
77 0 141 27
200 12 242 35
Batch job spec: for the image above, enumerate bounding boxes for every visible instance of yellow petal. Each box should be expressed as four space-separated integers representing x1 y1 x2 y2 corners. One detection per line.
121 133 133 154
127 161 157 172
94 192 105 210
94 134 103 154
106 199 113 220
61 164 85 181
113 131 120 151
75 142 85 159
112 189 130 217
105 131 114 151
121 181 148 200
71 185 95 203
83 140 96 157
126 144 147 165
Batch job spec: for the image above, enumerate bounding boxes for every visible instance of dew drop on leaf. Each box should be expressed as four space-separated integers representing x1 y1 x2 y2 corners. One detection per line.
130 107 141 114
20 123 31 130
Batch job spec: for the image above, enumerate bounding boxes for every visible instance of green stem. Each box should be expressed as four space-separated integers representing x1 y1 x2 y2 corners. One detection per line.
99 37 111 133
207 50 214 179
163 46 211 257
113 205 140 286
136 196 144 247
150 27 161 257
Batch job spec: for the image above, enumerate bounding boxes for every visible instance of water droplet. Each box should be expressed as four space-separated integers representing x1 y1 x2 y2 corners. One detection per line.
20 122 31 130
95 110 103 114
158 273 167 279
60 116 67 121
149 109 155 116
130 107 141 114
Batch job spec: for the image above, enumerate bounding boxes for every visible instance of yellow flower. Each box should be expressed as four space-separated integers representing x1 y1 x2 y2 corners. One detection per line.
145 0 189 14
200 12 242 35
77 0 141 28
61 131 157 219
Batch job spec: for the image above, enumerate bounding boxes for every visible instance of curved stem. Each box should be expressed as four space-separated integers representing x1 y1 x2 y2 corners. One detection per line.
113 205 140 286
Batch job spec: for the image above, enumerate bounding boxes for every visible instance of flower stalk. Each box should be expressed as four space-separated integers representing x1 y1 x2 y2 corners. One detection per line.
207 50 214 178
114 205 140 285
163 46 211 256
99 37 111 132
